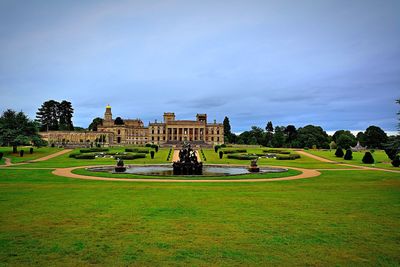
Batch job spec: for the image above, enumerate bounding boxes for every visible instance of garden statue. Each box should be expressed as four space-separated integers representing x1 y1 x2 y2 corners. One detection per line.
248 158 260 172
114 158 127 172
172 142 203 175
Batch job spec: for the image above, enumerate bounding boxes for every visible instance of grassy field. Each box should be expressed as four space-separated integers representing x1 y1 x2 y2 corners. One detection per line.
306 149 397 170
0 146 62 164
0 168 399 265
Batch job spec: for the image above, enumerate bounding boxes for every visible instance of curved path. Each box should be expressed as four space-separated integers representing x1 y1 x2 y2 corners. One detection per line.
52 165 320 183
1 149 72 167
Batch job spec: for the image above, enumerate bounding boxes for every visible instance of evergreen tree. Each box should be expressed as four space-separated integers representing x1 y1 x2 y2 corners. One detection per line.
0 109 44 151
272 126 285 148
223 116 232 143
58 100 74 130
335 147 344 157
362 152 374 164
344 149 353 160
36 100 60 131
265 121 274 147
284 125 297 147
364 126 388 149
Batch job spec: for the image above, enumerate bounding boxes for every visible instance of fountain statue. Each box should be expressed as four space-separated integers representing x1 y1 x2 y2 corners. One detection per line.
248 158 260 172
172 142 203 175
114 158 127 172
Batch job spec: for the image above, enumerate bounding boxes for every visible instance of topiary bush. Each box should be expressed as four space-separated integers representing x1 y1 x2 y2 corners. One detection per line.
69 152 81 158
222 149 247 154
214 145 220 153
335 147 344 157
0 152 3 160
29 147 33 154
362 152 374 164
344 149 353 160
20 150 24 157
145 143 152 147
391 155 400 167
150 151 155 159
226 154 258 160
220 144 227 148
219 151 223 159
80 148 109 153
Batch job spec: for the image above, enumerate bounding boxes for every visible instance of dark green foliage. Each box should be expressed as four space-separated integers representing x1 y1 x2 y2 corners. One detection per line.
29 147 33 154
271 126 286 147
391 155 400 167
362 152 374 164
200 149 207 161
166 148 172 161
364 126 388 149
80 148 109 153
125 148 150 153
150 151 155 159
220 144 227 148
284 125 297 147
74 153 96 159
69 152 80 158
88 117 103 131
214 145 220 153
335 148 344 157
333 130 356 149
263 149 289 154
344 149 353 160
117 159 124 167
296 125 329 149
153 145 159 152
145 143 152 147
226 154 258 160
36 100 74 131
58 100 74 130
116 153 146 160
114 117 124 125
0 152 3 160
0 109 43 149
51 143 55 147
223 116 232 143
19 150 24 157
219 151 223 159
222 149 247 154
276 154 300 160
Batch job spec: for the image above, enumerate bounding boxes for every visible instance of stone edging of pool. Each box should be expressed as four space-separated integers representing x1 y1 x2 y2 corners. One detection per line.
52 165 321 183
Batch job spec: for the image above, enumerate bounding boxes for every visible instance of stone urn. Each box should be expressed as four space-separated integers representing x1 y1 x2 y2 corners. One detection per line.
114 158 126 173
248 159 260 173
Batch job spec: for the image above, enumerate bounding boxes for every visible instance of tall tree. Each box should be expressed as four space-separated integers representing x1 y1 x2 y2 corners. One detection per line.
284 125 297 147
364 126 388 149
58 100 74 130
332 130 356 149
88 117 103 131
272 126 286 148
265 121 274 147
223 116 232 143
296 125 329 149
0 109 45 151
36 100 60 131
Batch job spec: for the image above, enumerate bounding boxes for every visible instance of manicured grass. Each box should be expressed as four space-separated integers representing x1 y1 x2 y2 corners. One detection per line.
0 169 399 265
71 167 301 180
0 146 63 164
307 149 399 170
201 148 354 169
12 147 173 168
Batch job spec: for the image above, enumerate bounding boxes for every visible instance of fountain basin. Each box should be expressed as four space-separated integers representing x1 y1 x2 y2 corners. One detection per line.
87 164 287 177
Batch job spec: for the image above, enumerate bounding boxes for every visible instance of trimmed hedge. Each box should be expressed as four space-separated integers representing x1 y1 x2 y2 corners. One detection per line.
226 154 257 160
80 148 109 153
75 153 96 159
276 154 301 160
335 148 344 157
222 149 247 154
69 152 81 158
115 153 146 160
344 149 353 160
263 149 290 154
392 155 400 167
362 152 374 164
125 148 150 153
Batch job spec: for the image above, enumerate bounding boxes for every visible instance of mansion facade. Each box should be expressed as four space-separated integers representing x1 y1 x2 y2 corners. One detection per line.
41 105 224 147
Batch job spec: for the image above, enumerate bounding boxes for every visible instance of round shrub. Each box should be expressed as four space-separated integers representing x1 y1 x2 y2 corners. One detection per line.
344 149 353 160
20 150 24 157
150 151 155 159
29 147 33 154
219 151 223 159
362 152 374 164
391 155 400 167
335 148 344 157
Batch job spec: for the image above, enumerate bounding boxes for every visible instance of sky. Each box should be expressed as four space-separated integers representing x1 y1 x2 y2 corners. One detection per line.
0 0 399 134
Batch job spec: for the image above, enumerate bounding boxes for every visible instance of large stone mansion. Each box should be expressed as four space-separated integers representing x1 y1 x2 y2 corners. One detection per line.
40 105 224 147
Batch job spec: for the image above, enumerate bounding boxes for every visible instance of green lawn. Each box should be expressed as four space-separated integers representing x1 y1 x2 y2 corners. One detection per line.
306 149 398 170
201 148 355 169
0 168 399 265
11 147 173 168
0 146 63 164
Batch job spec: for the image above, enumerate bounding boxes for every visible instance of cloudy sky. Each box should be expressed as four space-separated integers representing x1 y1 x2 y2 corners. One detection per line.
0 0 399 133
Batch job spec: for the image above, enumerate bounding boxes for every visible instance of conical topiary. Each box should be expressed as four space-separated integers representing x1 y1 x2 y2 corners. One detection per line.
362 151 374 164
335 147 344 157
344 149 353 160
